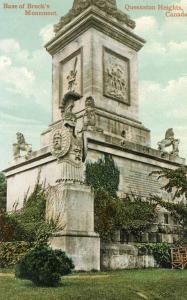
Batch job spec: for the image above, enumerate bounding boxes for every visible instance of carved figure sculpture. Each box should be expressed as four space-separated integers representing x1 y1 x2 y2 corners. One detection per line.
158 128 180 156
51 112 85 183
61 91 81 115
67 57 78 92
13 132 32 159
106 64 127 101
83 96 96 130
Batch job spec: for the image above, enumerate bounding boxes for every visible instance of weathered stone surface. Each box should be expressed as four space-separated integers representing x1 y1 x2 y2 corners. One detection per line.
158 128 180 157
46 183 94 232
13 132 32 160
47 183 100 271
4 130 186 211
101 243 157 270
50 234 100 271
54 0 135 34
3 0 187 272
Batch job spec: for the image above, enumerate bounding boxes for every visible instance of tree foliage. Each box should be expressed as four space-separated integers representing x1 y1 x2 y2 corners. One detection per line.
0 241 31 268
0 183 59 244
0 172 6 210
151 167 187 244
118 195 157 242
152 167 187 199
94 190 158 242
86 155 158 242
137 243 171 268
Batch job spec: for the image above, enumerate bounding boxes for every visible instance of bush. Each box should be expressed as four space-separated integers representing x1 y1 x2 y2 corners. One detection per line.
0 183 60 245
0 241 32 268
137 243 172 268
12 184 47 242
0 211 26 242
15 245 74 286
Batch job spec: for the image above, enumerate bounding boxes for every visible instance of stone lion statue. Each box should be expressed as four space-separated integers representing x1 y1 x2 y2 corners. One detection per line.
158 128 180 156
13 132 32 159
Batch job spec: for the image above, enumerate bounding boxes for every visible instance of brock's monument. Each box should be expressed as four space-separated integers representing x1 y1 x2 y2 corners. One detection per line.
4 0 185 270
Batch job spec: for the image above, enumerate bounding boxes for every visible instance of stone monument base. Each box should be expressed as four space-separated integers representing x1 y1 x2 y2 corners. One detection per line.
49 231 100 271
46 183 100 271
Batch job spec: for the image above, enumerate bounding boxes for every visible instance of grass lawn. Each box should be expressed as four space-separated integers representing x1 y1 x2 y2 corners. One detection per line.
0 269 187 300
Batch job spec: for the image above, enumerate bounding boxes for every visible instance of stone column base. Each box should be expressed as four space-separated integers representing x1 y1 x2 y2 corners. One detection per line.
49 231 100 271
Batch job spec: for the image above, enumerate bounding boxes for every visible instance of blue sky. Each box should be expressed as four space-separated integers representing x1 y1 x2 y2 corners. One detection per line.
0 0 187 170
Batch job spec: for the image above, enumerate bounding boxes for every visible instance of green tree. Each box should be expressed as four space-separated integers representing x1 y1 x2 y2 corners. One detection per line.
151 167 187 243
0 172 6 210
153 167 187 199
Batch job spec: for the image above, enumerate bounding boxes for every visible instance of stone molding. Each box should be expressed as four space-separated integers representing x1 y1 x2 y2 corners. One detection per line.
4 131 185 177
54 1 135 33
45 6 145 55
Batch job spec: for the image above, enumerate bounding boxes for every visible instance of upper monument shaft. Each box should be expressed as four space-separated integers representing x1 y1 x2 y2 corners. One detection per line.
54 0 135 33
73 0 117 10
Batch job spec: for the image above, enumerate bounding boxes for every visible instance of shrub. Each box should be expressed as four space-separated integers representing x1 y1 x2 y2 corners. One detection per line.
93 190 158 242
137 243 172 268
0 241 32 268
12 184 47 242
15 245 74 286
0 211 26 242
0 183 60 245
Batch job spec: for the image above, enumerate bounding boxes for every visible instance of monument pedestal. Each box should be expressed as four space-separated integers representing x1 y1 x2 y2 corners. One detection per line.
47 183 100 271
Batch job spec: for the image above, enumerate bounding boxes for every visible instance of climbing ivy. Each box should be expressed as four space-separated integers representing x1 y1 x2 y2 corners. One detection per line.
85 154 120 197
86 155 158 241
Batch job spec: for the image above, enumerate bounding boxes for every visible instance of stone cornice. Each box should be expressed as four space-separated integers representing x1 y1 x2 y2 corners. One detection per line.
4 131 185 176
86 132 186 167
55 1 135 32
45 6 145 55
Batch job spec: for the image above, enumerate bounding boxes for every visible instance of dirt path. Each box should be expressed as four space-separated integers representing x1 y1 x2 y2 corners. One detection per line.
0 273 14 277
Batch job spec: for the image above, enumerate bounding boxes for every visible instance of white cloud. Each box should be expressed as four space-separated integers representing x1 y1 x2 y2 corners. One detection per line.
134 16 159 37
0 111 48 170
166 109 187 119
0 39 29 61
0 39 51 110
0 55 35 97
140 76 187 159
142 40 187 60
168 41 187 50
0 56 12 69
0 112 42 126
140 75 187 107
0 39 20 52
39 24 55 44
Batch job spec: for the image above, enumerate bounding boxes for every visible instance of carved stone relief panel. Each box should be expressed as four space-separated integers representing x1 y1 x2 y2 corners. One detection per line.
59 48 83 105
103 48 130 105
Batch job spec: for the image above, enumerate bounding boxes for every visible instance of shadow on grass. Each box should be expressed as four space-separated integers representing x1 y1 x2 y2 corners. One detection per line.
17 278 82 289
